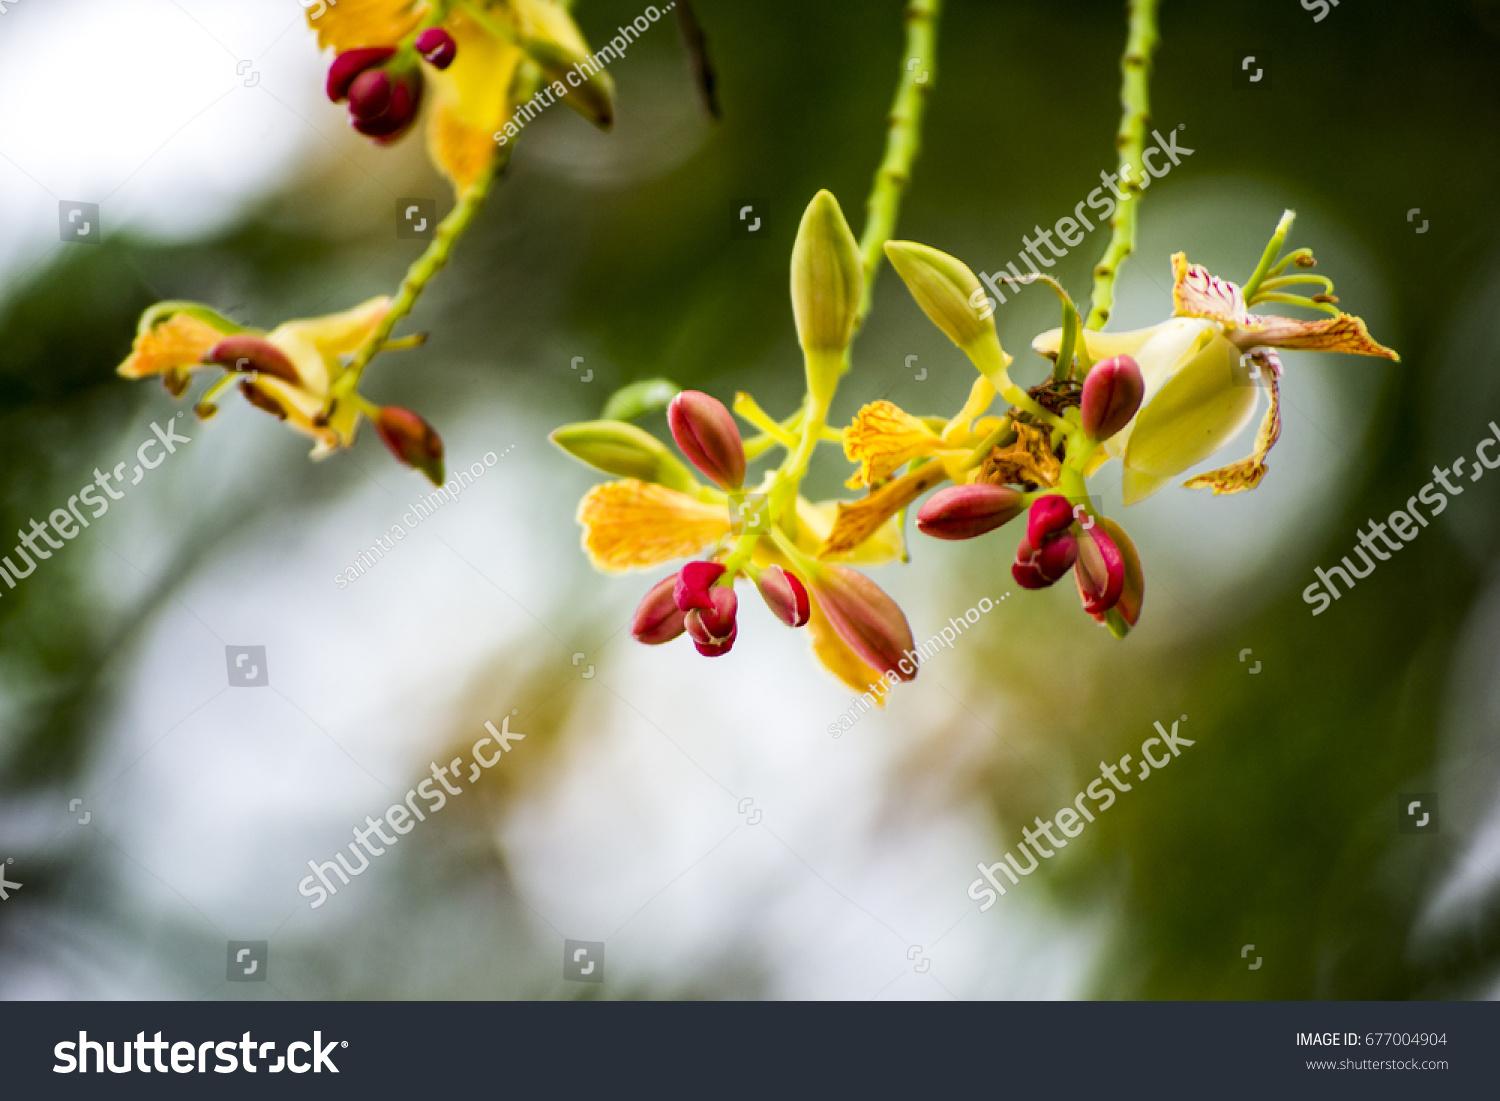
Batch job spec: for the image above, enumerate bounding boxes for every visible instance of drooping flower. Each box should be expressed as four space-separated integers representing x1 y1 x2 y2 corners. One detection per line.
1035 243 1398 504
115 298 444 477
309 0 615 194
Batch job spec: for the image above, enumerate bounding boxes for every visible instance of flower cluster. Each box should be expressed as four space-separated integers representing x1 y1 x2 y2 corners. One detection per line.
113 0 619 481
553 196 1397 696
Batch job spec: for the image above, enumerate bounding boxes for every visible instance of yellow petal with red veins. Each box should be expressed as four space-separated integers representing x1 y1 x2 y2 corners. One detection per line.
577 479 730 572
1171 252 1247 323
426 11 524 192
116 312 224 379
842 400 941 489
308 0 424 52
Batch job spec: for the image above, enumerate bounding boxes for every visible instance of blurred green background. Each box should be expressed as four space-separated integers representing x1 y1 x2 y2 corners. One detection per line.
2 0 1499 999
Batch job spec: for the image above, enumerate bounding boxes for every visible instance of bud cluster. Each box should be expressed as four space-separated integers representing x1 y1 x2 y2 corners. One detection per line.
326 29 457 142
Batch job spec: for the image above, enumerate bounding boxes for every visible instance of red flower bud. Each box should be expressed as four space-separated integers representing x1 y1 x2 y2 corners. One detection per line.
916 484 1026 540
631 575 687 645
327 47 396 102
1073 525 1125 617
674 560 726 612
375 406 445 485
1081 354 1144 440
1012 532 1078 589
202 336 301 386
1026 494 1076 546
415 27 457 69
667 391 745 490
1087 518 1144 628
685 585 738 656
755 565 810 627
349 69 422 142
347 69 393 121
807 566 916 682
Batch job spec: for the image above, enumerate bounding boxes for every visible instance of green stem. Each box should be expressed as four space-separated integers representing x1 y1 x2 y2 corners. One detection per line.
1085 0 1162 332
853 0 942 335
337 150 512 397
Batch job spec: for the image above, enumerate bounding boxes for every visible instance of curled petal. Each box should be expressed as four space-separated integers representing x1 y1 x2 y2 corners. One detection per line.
203 336 303 386
577 479 730 573
1171 253 1248 323
822 463 947 556
1183 350 1284 495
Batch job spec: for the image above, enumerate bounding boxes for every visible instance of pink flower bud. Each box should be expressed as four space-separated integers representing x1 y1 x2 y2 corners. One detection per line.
375 406 445 486
807 566 917 682
1026 494 1075 546
1073 526 1125 617
755 565 810 628
1012 532 1078 589
415 27 457 69
631 576 687 645
674 560 726 612
1080 354 1144 440
347 69 392 121
685 585 738 656
667 391 745 490
916 484 1026 540
327 47 396 102
1084 518 1144 628
202 336 301 386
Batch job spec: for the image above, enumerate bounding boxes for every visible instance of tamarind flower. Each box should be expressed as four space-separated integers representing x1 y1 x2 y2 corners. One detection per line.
1035 219 1399 504
114 298 443 482
309 0 614 193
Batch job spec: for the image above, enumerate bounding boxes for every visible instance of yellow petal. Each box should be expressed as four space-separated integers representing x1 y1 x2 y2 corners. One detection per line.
428 11 524 192
842 400 941 488
116 312 224 379
820 463 948 558
266 296 392 399
1121 331 1259 504
308 0 424 52
1183 354 1283 494
577 479 730 572
795 498 903 566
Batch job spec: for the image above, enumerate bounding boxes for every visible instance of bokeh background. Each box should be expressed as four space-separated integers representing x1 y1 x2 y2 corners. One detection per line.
3 0 1500 1000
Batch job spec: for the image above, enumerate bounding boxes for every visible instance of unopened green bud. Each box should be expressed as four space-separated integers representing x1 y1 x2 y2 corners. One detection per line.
884 241 1010 381
550 420 699 493
791 190 862 402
